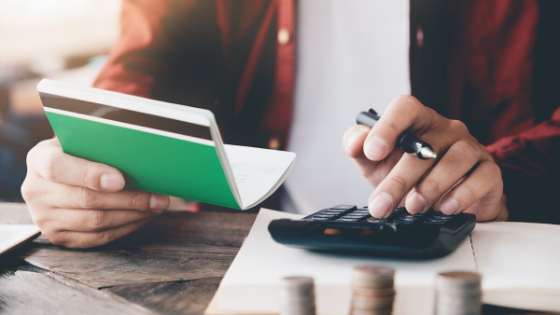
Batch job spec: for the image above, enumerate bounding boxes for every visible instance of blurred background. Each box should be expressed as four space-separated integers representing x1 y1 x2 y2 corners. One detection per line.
0 0 121 201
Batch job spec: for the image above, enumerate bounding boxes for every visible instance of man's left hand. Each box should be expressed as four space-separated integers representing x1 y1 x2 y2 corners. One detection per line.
343 95 508 221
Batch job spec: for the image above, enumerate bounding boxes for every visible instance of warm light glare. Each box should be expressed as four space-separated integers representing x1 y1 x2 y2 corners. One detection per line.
0 0 121 67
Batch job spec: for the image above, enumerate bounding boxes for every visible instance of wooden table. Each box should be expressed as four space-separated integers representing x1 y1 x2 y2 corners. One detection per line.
0 203 550 315
0 203 256 315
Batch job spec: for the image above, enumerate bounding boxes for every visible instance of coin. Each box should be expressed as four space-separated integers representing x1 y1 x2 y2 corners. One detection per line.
279 276 316 315
434 271 482 315
351 286 395 297
350 265 396 315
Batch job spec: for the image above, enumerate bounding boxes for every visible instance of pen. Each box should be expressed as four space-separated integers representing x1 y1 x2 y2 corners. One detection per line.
356 108 437 160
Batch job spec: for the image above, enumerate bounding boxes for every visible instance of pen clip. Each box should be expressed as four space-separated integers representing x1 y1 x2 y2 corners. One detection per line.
367 108 380 120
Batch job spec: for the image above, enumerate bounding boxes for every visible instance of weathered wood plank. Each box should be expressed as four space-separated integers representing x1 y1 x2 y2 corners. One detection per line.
0 270 157 315
2 204 257 314
20 211 257 288
104 278 222 315
21 245 237 288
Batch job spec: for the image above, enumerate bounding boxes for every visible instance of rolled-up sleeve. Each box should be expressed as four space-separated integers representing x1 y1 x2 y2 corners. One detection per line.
93 0 182 97
485 106 560 223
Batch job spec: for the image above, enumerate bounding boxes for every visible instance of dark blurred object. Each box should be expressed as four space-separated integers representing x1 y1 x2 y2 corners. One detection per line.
0 112 53 201
482 304 553 315
0 77 53 201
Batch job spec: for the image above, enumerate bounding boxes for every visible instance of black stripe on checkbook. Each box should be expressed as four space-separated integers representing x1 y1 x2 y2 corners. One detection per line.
40 92 213 141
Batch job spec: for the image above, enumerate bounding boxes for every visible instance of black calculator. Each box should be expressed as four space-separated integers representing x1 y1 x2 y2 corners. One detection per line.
268 205 476 259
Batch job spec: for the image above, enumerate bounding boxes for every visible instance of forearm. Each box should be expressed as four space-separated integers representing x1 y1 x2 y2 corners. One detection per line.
485 107 560 223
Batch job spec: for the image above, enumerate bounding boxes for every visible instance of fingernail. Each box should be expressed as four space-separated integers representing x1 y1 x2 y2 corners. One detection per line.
369 192 393 218
406 192 426 214
364 136 388 161
149 194 169 212
440 197 459 215
100 172 125 191
346 129 367 151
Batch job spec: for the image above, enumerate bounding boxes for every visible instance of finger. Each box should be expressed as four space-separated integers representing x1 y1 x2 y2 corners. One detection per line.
344 125 384 188
28 139 125 192
363 95 435 161
360 149 404 188
23 177 170 211
48 219 151 248
47 208 160 232
343 125 371 158
436 161 503 220
405 140 485 214
367 126 463 218
368 153 436 218
369 189 411 208
493 194 509 221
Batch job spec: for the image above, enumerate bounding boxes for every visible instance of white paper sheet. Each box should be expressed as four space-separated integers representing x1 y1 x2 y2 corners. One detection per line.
225 146 296 209
219 209 476 315
471 222 560 311
0 225 40 255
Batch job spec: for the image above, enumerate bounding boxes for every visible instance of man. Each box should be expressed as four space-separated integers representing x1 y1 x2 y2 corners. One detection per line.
22 0 560 248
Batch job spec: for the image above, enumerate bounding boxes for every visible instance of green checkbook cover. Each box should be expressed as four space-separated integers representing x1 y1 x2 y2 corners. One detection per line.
38 80 296 210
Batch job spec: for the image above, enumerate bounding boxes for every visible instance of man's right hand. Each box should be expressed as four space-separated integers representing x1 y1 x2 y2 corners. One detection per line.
22 138 170 248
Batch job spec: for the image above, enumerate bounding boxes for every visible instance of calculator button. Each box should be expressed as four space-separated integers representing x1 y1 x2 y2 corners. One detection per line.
433 212 453 218
313 214 336 219
402 215 424 218
425 219 448 225
366 219 387 224
397 217 418 221
394 217 418 224
319 211 345 215
336 218 361 222
319 209 346 213
350 212 369 217
309 217 331 221
331 205 357 210
432 216 453 220
341 215 365 219
394 220 415 225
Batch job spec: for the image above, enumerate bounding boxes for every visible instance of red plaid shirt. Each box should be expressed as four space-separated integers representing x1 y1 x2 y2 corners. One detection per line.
94 0 560 222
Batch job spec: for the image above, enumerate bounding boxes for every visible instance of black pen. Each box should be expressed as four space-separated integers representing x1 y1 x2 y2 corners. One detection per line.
356 108 437 160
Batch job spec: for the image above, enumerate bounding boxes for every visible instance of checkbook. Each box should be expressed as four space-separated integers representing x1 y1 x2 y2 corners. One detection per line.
38 79 296 210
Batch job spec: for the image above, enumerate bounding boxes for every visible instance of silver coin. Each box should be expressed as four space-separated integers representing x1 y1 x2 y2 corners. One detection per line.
351 271 394 280
350 307 393 315
279 296 315 302
351 297 394 309
280 305 316 315
434 308 480 315
436 271 481 286
435 301 481 310
280 288 315 296
279 276 316 315
435 288 482 299
351 277 394 289
436 294 481 305
352 286 396 297
279 304 316 310
281 276 314 287
352 266 395 284
281 288 315 296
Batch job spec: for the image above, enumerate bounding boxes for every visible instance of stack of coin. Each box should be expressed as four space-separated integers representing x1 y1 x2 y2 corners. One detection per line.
434 271 482 315
350 265 396 315
279 276 316 315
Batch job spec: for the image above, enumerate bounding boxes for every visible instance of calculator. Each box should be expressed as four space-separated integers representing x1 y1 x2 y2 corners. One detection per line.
268 205 476 259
